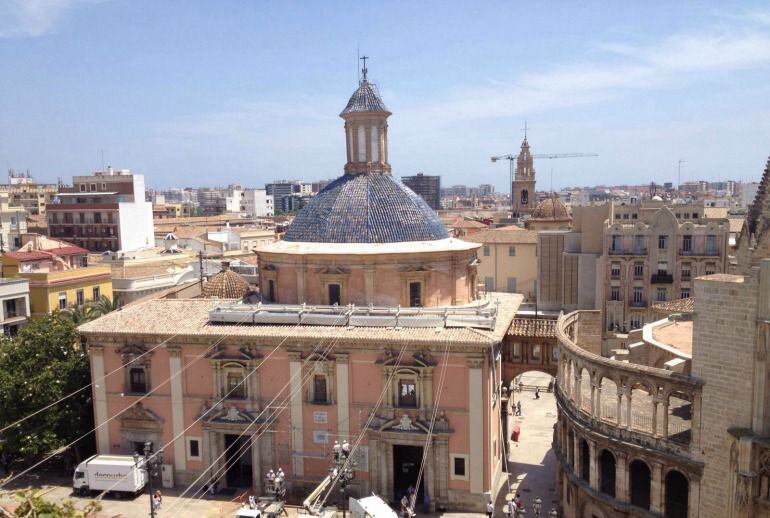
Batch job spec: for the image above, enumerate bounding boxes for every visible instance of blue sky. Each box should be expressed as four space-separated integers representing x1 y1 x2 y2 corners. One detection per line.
1 1 770 191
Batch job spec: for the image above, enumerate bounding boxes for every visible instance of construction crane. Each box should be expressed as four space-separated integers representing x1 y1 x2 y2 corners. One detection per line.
491 152 599 213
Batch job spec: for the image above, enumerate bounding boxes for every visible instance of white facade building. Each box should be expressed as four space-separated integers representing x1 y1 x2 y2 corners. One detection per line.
225 188 274 217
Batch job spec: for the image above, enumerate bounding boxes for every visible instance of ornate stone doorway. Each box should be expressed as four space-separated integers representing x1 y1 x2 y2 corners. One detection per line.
392 445 424 501
224 434 253 488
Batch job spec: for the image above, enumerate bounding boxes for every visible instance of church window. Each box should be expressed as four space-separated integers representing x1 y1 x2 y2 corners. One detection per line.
398 380 417 407
129 368 147 394
226 371 245 399
313 375 328 404
409 282 422 307
521 189 529 205
370 126 379 162
357 126 366 162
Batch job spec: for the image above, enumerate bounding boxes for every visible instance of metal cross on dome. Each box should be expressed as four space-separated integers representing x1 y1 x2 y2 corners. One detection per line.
360 55 369 81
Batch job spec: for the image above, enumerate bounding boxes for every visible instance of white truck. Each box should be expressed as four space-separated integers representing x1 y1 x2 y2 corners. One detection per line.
349 495 399 518
73 455 148 497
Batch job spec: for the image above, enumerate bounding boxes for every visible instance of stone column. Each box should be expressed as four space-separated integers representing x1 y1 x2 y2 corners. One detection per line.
202 428 212 472
248 359 260 412
650 461 664 514
91 345 110 453
615 452 628 503
590 382 597 416
596 386 603 419
574 371 582 408
651 399 659 437
661 400 669 439
468 356 484 494
336 353 350 441
616 393 623 426
288 351 304 477
422 369 434 419
625 389 633 430
435 437 449 509
168 346 187 472
691 393 702 450
588 440 598 491
369 437 380 494
364 266 375 305
573 436 581 477
688 476 701 518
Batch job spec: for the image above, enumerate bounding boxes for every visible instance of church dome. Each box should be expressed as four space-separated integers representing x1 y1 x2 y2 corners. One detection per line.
531 197 570 220
203 266 250 299
340 80 389 115
283 173 449 243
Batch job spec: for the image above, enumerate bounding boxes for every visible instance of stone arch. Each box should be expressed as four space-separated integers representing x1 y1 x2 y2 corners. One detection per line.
599 449 616 497
628 379 656 433
596 373 620 423
664 469 689 518
629 458 652 510
578 366 592 413
567 428 575 467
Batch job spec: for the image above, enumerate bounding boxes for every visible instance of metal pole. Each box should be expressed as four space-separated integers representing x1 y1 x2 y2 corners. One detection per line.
510 158 515 215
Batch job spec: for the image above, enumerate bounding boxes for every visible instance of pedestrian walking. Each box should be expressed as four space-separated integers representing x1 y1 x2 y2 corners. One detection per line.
534 387 540 400
486 500 494 518
515 401 522 416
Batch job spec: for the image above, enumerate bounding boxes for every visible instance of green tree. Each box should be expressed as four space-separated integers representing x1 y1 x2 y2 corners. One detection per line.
90 296 119 318
58 306 96 326
5 490 101 517
0 316 93 459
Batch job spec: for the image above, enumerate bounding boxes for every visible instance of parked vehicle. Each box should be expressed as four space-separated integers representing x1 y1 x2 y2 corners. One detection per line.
73 455 147 497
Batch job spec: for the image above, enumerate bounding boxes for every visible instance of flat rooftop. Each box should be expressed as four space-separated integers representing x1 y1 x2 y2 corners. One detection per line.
652 320 693 356
78 293 522 346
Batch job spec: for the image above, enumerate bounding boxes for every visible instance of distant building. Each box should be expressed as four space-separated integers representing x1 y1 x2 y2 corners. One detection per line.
0 234 112 317
0 169 58 215
512 138 536 216
402 173 440 210
265 180 303 198
197 188 226 215
0 278 30 336
225 188 274 217
0 193 28 251
47 168 154 252
465 225 538 300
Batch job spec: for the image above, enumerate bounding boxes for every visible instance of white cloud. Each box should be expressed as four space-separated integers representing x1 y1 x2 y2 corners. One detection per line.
0 0 94 38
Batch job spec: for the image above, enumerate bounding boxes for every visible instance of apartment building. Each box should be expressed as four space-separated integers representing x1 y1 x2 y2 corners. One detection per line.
225 188 274 217
402 173 440 210
465 226 538 300
47 169 154 252
0 235 112 317
603 199 729 333
0 193 28 251
0 278 31 335
0 170 58 215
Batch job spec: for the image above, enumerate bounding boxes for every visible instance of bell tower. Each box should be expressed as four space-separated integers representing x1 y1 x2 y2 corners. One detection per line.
513 136 536 216
340 57 392 175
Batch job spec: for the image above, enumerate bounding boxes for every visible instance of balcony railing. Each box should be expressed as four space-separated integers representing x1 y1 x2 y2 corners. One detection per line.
651 273 674 284
679 249 720 257
608 248 648 256
629 300 646 308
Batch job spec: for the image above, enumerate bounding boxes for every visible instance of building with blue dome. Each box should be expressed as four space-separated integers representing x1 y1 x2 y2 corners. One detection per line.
257 69 481 307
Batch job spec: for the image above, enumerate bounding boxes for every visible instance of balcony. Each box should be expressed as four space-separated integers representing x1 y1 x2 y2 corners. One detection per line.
679 249 720 257
608 247 647 256
629 300 646 308
651 273 674 284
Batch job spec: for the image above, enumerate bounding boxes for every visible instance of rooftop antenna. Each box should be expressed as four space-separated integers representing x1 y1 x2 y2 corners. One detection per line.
360 55 369 82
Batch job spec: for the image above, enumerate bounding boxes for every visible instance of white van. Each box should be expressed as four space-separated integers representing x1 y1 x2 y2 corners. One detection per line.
73 455 147 497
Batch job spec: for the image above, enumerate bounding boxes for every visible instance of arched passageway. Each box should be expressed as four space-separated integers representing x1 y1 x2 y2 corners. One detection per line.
665 470 689 518
580 439 590 482
629 459 651 510
599 449 616 497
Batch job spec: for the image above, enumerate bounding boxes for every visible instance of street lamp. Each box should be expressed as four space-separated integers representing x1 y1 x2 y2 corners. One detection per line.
533 496 542 516
133 441 163 518
548 508 558 518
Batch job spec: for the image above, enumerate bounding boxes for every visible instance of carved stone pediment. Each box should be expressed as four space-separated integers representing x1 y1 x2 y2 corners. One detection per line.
318 266 349 275
377 350 434 367
207 345 261 361
399 264 433 273
121 402 163 431
198 401 262 424
380 414 429 434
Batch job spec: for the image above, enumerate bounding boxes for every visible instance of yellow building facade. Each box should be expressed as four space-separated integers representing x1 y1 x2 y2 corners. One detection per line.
466 226 538 300
1 242 113 317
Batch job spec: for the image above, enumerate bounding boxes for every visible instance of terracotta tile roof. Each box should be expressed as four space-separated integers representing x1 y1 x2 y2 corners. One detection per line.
728 217 745 234
448 217 488 229
507 318 557 338
464 227 538 244
4 246 88 261
652 297 694 315
704 207 729 219
78 293 523 346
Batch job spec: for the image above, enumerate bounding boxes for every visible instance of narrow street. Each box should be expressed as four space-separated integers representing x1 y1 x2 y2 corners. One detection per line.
495 372 559 517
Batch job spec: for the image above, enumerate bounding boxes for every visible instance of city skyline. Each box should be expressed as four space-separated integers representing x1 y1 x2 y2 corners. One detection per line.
1 2 770 190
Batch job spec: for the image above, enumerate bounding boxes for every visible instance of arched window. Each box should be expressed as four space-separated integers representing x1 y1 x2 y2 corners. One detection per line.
567 430 575 467
580 439 590 482
665 470 689 518
129 367 147 394
599 450 616 497
630 459 651 510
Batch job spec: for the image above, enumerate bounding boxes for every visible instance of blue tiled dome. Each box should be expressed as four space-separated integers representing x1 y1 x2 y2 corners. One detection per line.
283 173 448 243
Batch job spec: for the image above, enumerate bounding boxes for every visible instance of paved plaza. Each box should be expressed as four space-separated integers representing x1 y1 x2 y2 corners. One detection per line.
494 371 559 517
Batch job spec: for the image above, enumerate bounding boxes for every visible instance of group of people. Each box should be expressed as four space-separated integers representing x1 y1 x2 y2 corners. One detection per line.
332 439 351 462
486 493 523 517
398 484 421 517
265 468 286 497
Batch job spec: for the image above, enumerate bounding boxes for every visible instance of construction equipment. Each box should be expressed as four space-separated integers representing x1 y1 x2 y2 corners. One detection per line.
490 152 599 213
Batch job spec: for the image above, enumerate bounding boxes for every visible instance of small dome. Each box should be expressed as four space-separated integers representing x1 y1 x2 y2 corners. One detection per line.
531 197 570 220
283 173 448 244
340 80 389 115
203 268 250 299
